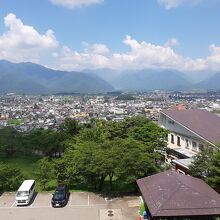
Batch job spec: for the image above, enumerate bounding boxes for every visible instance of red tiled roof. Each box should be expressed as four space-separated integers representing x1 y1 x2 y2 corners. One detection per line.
161 109 220 144
137 171 220 217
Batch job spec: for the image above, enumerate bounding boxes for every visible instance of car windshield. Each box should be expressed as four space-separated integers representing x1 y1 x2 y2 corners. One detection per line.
17 191 29 197
53 191 65 200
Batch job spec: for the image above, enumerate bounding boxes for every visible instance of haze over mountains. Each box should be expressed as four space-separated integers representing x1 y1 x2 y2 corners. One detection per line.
92 69 191 91
88 68 220 92
0 60 113 94
0 60 220 94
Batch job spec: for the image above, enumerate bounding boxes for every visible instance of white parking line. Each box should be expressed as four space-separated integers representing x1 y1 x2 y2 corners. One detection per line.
13 205 51 209
90 204 106 206
70 204 106 207
0 207 13 209
88 194 90 206
0 203 107 209
0 194 3 201
68 194 72 206
10 201 16 208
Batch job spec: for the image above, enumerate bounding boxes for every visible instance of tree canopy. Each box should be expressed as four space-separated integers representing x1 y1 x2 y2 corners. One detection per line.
189 145 220 193
58 116 168 191
0 116 168 192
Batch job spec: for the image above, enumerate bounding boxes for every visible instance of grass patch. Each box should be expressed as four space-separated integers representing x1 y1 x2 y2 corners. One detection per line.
7 119 24 126
0 154 42 179
0 154 47 191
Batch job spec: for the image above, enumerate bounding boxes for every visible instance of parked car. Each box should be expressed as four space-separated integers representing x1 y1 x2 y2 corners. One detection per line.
16 180 35 206
51 185 69 207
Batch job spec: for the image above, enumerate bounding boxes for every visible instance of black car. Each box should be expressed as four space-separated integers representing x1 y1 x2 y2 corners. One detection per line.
51 185 69 207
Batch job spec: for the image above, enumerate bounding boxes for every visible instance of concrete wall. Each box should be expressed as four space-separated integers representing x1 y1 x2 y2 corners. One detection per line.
168 133 200 152
159 112 203 153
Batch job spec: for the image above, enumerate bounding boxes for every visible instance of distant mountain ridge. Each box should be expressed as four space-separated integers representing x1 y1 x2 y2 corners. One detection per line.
0 60 114 94
111 69 191 91
194 72 220 90
0 60 219 94
92 68 220 91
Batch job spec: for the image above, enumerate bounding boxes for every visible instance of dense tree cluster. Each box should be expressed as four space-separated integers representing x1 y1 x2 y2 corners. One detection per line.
51 117 168 191
0 163 24 191
1 116 167 191
190 145 220 193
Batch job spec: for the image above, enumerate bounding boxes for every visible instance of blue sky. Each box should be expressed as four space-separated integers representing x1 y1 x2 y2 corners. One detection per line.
0 0 220 72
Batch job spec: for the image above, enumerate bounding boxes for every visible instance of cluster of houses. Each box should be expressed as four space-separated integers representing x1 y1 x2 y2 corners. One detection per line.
1 91 220 132
0 94 165 131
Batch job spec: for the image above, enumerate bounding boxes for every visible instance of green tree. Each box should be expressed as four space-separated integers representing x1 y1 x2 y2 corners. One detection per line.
62 137 161 191
60 117 167 191
0 163 24 191
129 122 168 151
114 138 159 184
189 145 215 178
54 158 69 185
59 118 81 137
25 129 66 157
77 126 107 143
34 157 55 190
189 145 220 192
105 120 127 140
62 141 106 190
207 150 220 192
122 116 150 131
0 127 21 156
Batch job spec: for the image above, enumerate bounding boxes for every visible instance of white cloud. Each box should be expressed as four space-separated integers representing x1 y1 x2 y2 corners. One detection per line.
158 0 203 9
1 13 220 73
55 45 109 70
164 38 179 47
53 35 184 71
82 42 110 55
53 35 220 72
0 13 59 63
49 0 103 9
158 0 183 9
206 44 220 70
110 35 182 70
54 35 180 71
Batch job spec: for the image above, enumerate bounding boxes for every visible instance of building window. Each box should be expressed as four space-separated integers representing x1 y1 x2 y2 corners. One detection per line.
192 141 197 151
199 143 204 151
171 134 174 144
168 120 174 124
177 136 181 146
185 139 189 149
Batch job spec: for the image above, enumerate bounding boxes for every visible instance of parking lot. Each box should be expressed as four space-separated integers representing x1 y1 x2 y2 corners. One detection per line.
0 192 139 220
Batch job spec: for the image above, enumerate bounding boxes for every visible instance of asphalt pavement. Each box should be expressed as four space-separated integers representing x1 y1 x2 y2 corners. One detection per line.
0 192 140 220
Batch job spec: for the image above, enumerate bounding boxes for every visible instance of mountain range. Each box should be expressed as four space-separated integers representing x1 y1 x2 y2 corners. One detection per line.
89 68 220 91
194 72 220 90
0 60 114 94
0 60 220 94
109 69 191 91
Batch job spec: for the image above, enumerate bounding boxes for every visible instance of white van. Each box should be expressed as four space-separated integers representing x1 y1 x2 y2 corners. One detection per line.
16 180 35 206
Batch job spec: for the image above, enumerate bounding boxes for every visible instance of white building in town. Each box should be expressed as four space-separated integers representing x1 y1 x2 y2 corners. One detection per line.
158 109 220 174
